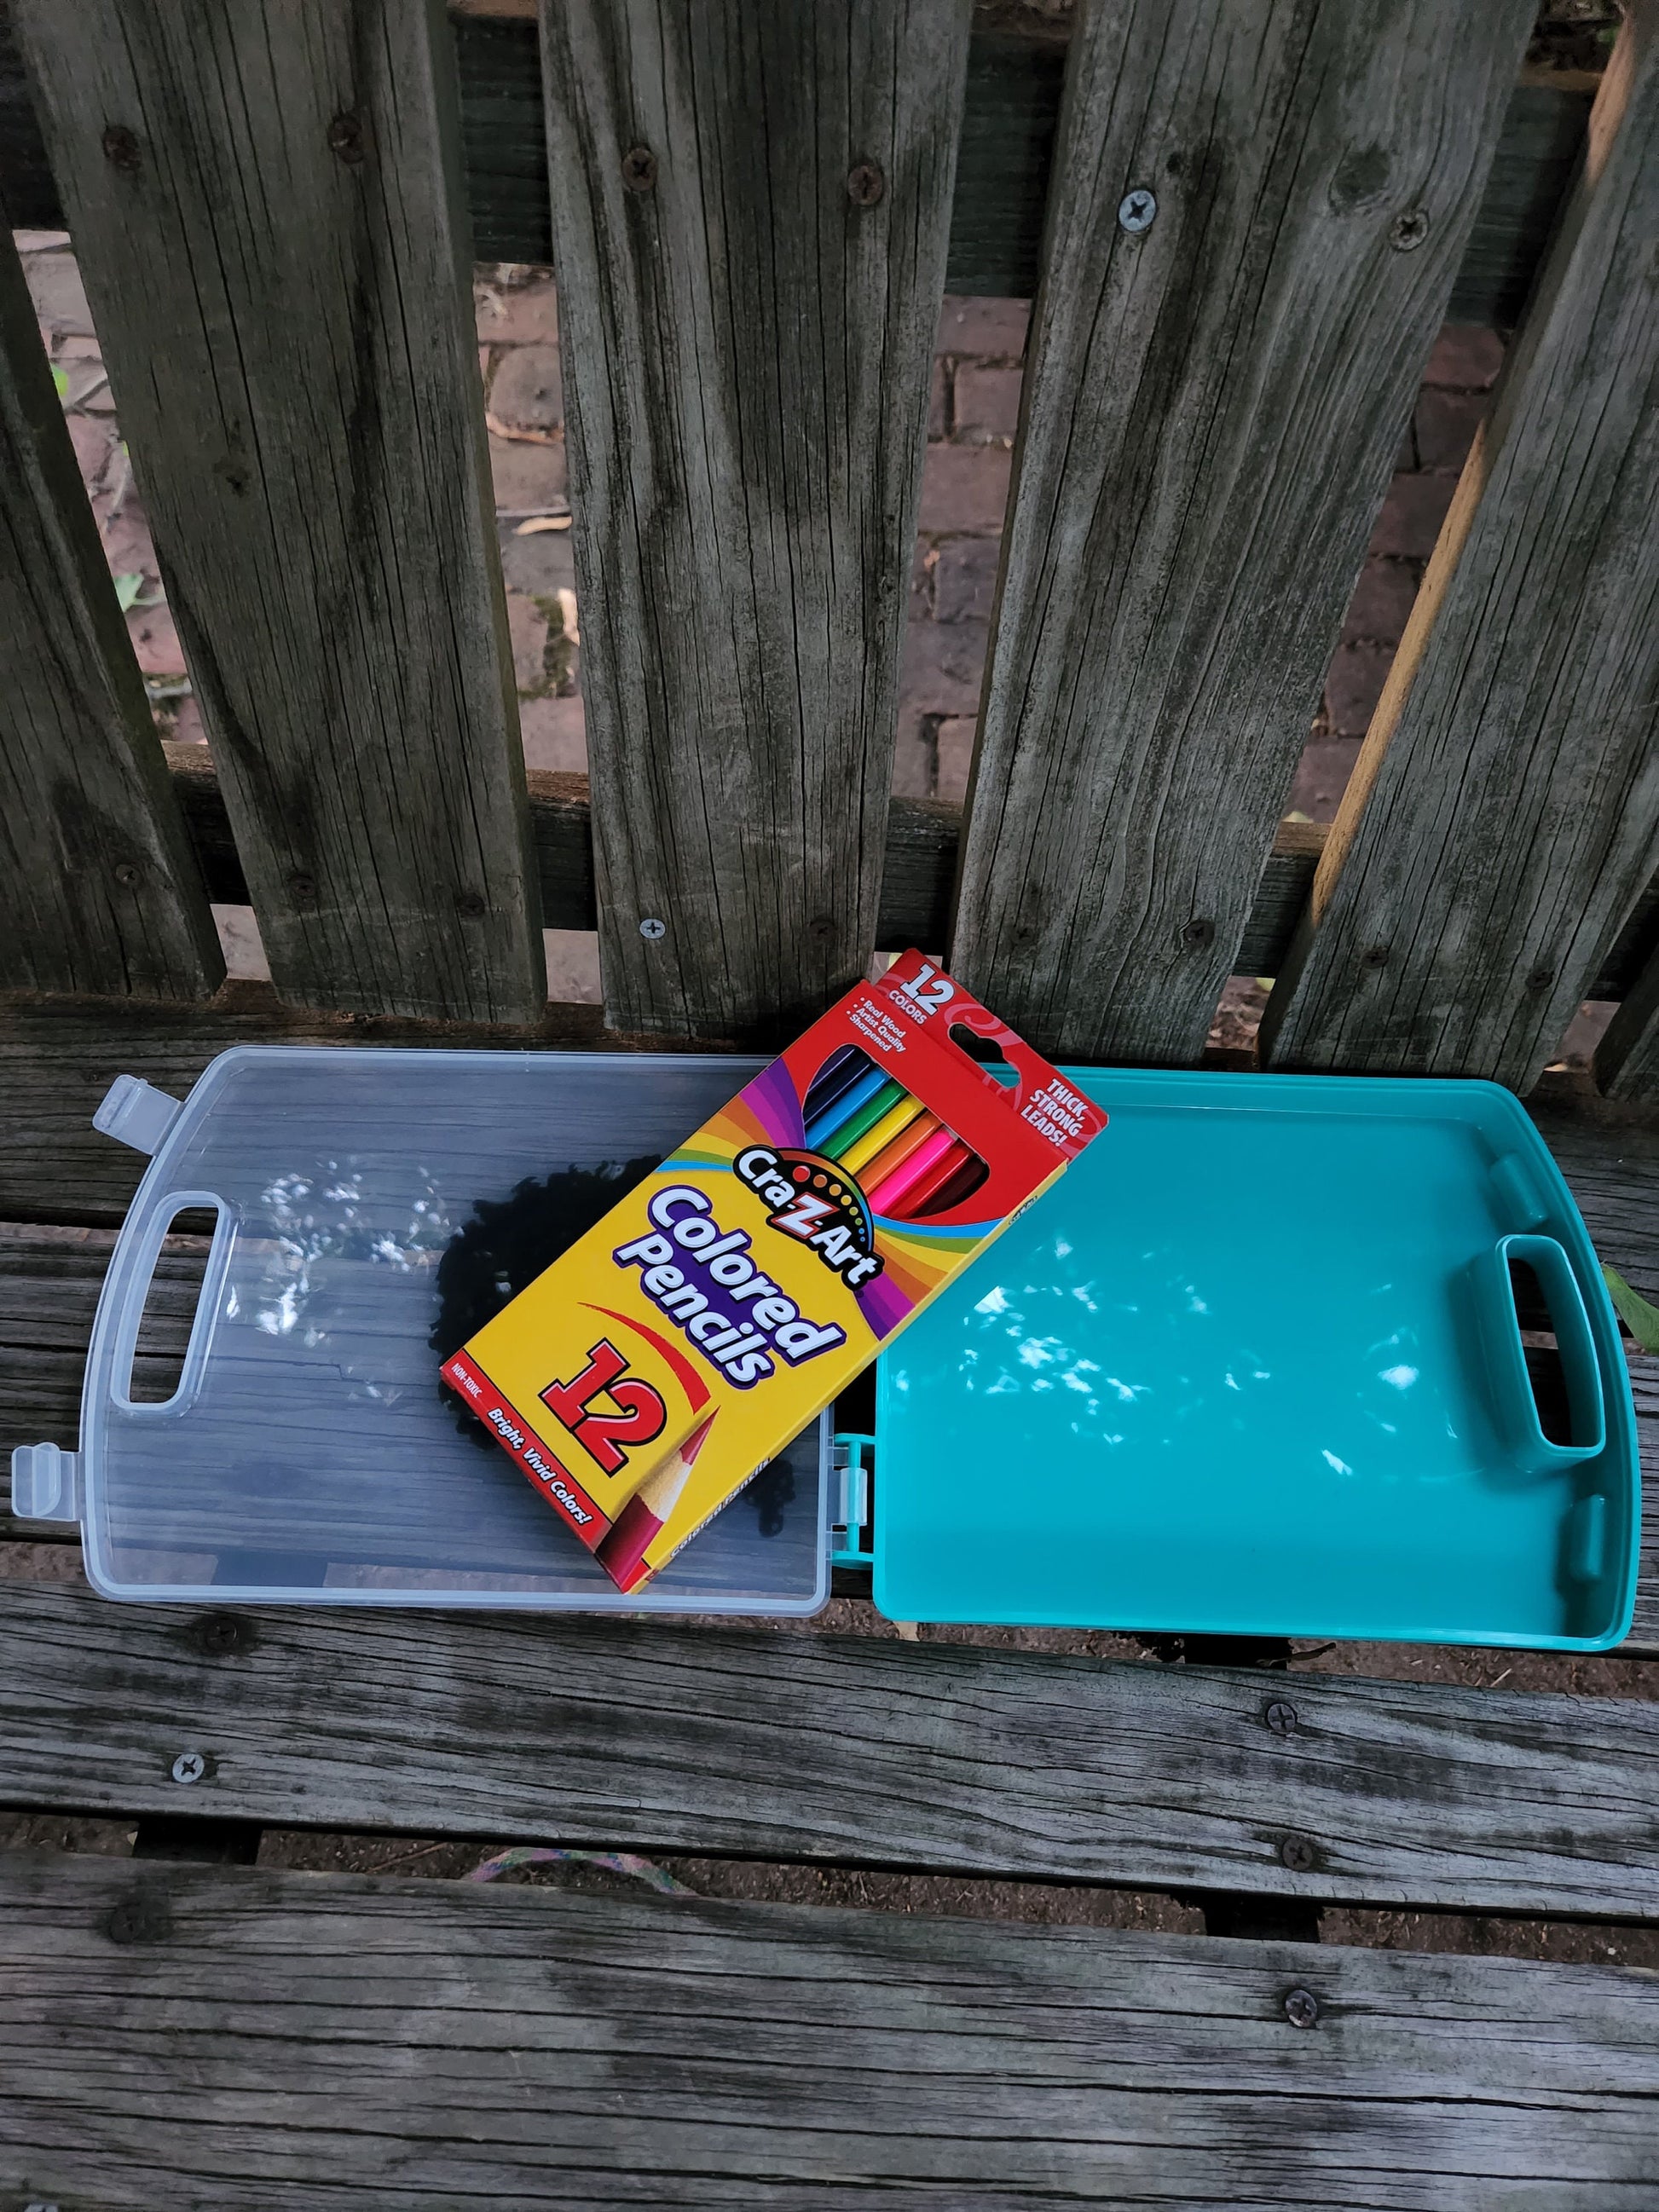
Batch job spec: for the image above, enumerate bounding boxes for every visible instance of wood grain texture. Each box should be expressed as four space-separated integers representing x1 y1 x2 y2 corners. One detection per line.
1598 944 1659 1099
3 1581 1659 1913
1262 9 1659 1089
5 1851 1659 2209
0 230 222 1000
0 3 1606 325
950 0 1534 1065
542 0 969 1038
14 0 544 1022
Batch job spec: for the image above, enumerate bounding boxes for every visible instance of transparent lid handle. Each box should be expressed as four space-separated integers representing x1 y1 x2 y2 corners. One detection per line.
94 1075 182 1155
10 1442 81 1524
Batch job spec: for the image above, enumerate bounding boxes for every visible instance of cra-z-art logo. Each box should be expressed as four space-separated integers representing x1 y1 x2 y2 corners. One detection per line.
733 1144 884 1288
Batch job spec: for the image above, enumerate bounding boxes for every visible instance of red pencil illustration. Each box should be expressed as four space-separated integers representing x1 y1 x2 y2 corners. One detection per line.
905 1145 986 1218
596 1417 714 1592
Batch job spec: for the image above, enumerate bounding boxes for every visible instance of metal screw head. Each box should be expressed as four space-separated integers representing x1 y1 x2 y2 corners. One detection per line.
1283 1986 1320 2029
1526 965 1554 995
289 870 318 902
621 145 657 193
847 162 885 207
1389 207 1430 251
1361 942 1390 969
454 889 488 920
105 1891 171 1946
1280 1834 1315 1872
1180 917 1215 950
171 1749 207 1785
327 111 366 165
194 1610 253 1657
1264 1699 1298 1736
1118 187 1158 234
113 862 141 887
808 915 836 943
639 916 667 940
101 124 141 172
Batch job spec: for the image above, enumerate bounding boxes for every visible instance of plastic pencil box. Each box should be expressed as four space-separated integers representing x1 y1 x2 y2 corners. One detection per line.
10 1048 831 1612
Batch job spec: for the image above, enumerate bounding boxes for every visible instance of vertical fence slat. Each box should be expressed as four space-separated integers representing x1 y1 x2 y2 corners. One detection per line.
1598 953 1659 1100
541 0 970 1040
947 0 1533 1066
0 228 222 1001
16 0 543 1024
1263 7 1659 1091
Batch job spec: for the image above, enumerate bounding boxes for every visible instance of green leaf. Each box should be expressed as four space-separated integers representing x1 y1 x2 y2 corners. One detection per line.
1603 1266 1659 1354
113 571 145 612
51 363 68 400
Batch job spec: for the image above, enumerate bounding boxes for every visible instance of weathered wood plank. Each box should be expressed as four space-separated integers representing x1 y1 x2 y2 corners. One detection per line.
543 0 969 1037
5 1851 1658 2209
3 1581 1658 1914
950 0 1533 1066
1262 10 1659 1090
0 229 222 1000
0 3 1606 327
1598 946 1659 1100
14 0 544 1023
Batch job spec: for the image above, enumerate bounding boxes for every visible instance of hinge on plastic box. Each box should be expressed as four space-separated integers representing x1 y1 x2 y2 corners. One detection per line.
94 1073 182 1155
830 1432 874 1569
9 1441 82 1524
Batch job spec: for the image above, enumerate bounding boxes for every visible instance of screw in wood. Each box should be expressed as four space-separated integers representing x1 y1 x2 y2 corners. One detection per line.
1181 917 1215 949
1527 966 1554 994
621 145 658 193
113 863 141 887
327 111 366 165
171 1750 207 1785
808 915 836 942
101 124 141 172
104 1891 171 1946
454 890 488 920
639 917 667 940
1361 943 1390 968
1118 187 1158 233
1283 1987 1320 2028
1263 1699 1298 1736
1279 1834 1315 1871
288 870 318 902
194 1611 251 1656
847 162 885 206
1390 208 1430 251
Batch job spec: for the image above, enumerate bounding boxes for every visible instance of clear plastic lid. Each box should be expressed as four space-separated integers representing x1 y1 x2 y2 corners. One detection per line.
38 1048 830 1611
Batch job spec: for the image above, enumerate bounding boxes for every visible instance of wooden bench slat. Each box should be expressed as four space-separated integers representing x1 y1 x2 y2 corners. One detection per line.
543 0 968 1037
14 0 545 1025
4 1851 1657 2209
2 1581 1656 1915
1263 15 1659 1090
0 229 222 1002
949 0 1533 1066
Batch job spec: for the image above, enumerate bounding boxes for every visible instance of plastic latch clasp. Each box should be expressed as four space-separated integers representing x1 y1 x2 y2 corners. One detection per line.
94 1074 182 1155
9 1442 82 1524
830 1432 874 1567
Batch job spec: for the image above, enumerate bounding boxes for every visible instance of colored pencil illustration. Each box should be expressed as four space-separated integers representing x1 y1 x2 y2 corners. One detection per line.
906 1146 986 1216
837 1093 925 1177
801 1045 870 1127
596 1418 714 1592
821 1079 909 1161
803 1060 887 1148
866 1123 958 1213
855 1108 942 1193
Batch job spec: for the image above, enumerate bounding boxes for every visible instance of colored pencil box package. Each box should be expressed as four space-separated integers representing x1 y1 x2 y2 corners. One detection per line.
441 950 1107 1591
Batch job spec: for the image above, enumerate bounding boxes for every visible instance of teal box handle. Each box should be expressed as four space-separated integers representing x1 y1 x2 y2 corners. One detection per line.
1475 1233 1605 1475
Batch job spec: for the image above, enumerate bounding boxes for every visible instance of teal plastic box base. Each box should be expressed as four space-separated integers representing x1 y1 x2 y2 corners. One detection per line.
875 1071 1638 1650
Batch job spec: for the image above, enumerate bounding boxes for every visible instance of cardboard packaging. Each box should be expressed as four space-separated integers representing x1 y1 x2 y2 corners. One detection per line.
441 951 1107 1589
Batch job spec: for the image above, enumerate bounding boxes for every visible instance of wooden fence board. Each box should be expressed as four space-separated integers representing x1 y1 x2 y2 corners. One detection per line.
0 229 221 1002
0 4 1604 327
14 0 544 1024
542 0 968 1038
950 0 1533 1066
4 1852 1658 2209
1262 11 1659 1089
2 1581 1658 1914
1598 950 1659 1100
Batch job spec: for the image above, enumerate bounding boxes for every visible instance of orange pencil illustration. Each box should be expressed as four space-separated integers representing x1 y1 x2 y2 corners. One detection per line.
597 1418 714 1592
